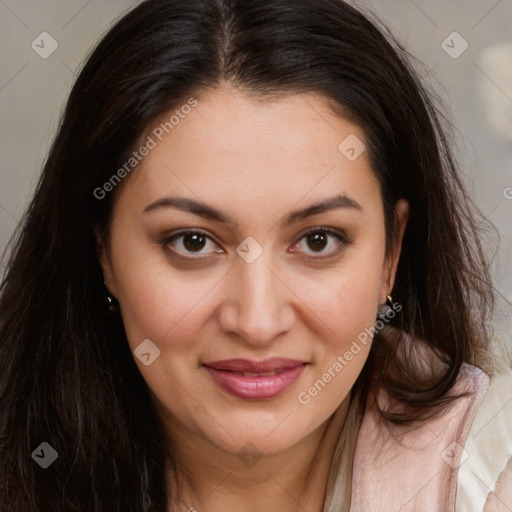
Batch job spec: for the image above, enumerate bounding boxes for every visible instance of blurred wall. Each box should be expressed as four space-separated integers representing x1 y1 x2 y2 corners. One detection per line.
1 0 511 351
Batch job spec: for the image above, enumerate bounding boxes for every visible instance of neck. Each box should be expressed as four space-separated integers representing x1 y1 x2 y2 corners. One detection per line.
163 395 351 512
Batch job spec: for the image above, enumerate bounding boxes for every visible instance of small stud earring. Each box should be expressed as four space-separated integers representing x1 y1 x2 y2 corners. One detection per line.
103 281 118 312
377 295 394 320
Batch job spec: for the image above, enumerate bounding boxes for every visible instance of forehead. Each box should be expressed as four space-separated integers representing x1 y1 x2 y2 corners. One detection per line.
116 86 381 219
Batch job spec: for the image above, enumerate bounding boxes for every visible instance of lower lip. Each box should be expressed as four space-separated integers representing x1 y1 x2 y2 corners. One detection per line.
203 364 306 400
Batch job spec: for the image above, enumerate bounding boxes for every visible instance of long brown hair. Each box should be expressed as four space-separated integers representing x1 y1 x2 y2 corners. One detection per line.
0 0 496 510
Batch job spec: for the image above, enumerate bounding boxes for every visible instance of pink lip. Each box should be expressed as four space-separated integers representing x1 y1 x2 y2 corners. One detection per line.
202 358 307 400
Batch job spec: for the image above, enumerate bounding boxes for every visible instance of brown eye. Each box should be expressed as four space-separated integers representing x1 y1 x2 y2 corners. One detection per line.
306 231 329 252
162 231 222 257
182 233 207 252
291 228 348 257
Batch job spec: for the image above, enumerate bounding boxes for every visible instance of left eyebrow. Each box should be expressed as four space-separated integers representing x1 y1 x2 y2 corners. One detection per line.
142 192 363 229
281 193 363 228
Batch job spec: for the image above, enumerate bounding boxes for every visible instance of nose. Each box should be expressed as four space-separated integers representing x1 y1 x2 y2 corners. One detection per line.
217 250 295 347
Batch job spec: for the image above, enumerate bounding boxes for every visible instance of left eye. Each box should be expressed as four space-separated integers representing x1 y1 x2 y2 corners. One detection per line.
290 228 347 256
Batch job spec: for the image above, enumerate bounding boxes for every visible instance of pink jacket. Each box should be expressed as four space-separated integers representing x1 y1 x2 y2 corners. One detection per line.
326 363 512 511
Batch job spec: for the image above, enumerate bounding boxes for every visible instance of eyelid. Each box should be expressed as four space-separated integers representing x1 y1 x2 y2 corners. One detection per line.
297 226 349 243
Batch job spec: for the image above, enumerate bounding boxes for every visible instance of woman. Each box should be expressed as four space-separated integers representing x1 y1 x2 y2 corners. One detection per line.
1 0 511 510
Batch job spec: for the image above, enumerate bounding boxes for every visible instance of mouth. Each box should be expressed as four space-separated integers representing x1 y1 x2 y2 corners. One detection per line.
202 358 307 400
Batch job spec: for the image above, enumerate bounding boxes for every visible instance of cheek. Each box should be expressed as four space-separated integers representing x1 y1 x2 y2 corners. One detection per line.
107 228 199 348
302 245 383 390
116 266 217 351
108 216 220 345
115 265 214 405
313 250 383 337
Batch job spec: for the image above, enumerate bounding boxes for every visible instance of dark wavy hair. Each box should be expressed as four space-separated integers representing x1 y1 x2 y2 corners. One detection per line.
0 0 495 510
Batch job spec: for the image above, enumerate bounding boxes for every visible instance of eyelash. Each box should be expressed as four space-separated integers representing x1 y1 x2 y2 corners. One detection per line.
159 227 349 261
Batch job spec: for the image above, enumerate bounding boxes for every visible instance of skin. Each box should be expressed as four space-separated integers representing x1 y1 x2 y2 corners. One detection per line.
97 85 409 512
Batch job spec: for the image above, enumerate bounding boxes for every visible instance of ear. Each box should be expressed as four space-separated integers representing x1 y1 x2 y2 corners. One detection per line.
94 226 118 298
379 198 409 302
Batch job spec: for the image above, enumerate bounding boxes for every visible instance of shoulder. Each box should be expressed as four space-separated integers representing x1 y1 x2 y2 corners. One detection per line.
456 367 512 512
349 362 511 511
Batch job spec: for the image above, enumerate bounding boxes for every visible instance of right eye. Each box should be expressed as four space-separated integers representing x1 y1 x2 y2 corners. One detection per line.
160 230 224 259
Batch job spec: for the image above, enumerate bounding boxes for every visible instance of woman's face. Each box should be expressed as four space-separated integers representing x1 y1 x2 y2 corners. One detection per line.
98 86 408 458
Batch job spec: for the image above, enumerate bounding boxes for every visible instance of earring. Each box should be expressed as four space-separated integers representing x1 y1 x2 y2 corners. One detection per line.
377 295 394 320
103 281 119 312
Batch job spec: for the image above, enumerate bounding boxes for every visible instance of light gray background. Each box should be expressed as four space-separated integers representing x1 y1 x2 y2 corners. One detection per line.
1 1 511 352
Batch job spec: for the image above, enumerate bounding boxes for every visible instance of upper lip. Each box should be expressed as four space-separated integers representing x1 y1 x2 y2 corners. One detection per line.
202 358 306 373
